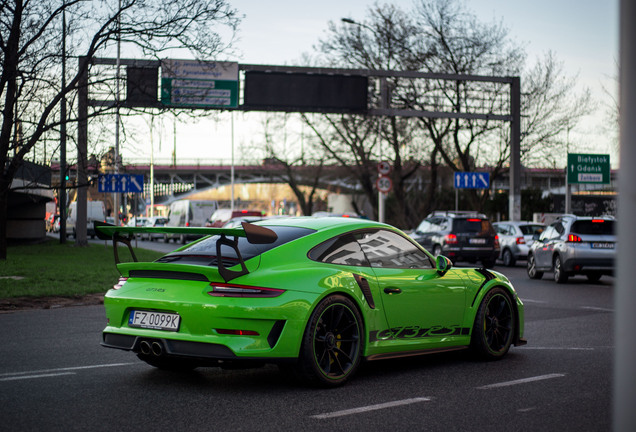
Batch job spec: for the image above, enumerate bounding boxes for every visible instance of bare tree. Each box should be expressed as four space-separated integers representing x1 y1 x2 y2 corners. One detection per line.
311 0 592 223
258 114 325 216
0 0 239 259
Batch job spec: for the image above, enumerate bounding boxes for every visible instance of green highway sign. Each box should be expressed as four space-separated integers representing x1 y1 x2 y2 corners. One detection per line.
161 60 238 108
567 153 610 184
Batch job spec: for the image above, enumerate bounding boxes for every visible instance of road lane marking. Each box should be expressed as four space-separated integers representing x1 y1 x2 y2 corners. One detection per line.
311 397 432 419
580 306 614 312
520 346 594 350
0 362 136 379
477 373 565 390
0 372 76 382
520 298 546 304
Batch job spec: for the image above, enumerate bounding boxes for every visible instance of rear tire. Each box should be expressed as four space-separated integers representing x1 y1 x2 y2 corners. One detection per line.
527 253 543 279
295 295 363 387
471 287 515 360
502 249 516 267
553 255 568 284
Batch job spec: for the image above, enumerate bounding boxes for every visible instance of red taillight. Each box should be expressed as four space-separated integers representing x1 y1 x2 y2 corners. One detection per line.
591 219 605 223
208 283 285 298
567 234 582 242
215 329 260 336
113 277 128 290
467 218 481 222
515 236 526 245
445 233 458 244
494 235 500 248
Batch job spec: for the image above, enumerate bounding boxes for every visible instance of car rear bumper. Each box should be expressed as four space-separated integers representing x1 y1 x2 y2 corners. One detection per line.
562 257 614 274
443 246 499 261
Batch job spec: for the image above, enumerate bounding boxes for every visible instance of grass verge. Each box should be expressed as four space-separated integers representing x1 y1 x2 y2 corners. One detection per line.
0 239 163 299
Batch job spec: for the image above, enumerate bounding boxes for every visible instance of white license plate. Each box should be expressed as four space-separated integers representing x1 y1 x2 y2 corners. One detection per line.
469 238 486 245
591 242 614 249
129 310 180 331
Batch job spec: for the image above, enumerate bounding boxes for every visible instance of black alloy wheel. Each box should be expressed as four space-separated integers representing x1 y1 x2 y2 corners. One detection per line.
471 287 515 360
297 295 363 387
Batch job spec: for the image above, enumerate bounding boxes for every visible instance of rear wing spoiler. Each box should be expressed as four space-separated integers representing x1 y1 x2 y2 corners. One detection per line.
93 221 278 282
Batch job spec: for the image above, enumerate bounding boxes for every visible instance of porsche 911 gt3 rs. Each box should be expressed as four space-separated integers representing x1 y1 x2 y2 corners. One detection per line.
95 217 526 387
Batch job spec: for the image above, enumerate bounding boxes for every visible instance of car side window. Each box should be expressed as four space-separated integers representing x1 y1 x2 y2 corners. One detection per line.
357 230 434 269
308 234 370 267
554 222 565 237
496 224 510 235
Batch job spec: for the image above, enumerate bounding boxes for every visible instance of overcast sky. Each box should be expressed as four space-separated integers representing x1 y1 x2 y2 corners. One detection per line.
133 0 620 167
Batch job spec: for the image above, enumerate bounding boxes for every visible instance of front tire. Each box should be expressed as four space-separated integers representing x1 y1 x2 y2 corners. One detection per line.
471 287 515 360
527 253 543 279
295 295 363 387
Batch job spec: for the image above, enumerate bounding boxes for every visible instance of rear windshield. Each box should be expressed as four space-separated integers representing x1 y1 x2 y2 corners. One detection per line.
453 218 494 234
155 225 314 266
519 224 545 236
571 220 615 235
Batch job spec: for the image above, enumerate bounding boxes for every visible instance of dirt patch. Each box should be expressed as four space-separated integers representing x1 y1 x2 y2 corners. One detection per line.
0 293 104 312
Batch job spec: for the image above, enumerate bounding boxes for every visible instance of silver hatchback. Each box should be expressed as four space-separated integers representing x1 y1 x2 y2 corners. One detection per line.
527 214 615 283
493 221 545 267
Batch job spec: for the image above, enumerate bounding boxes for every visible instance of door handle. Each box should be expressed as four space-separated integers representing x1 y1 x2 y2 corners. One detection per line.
384 287 402 294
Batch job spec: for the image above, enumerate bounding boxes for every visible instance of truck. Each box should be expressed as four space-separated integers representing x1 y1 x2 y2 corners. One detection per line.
164 199 218 244
66 200 106 239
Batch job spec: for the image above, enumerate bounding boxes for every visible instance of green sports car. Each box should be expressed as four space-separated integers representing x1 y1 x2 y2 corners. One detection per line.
95 217 526 387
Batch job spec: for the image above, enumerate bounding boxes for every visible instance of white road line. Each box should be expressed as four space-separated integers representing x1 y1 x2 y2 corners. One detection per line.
311 397 432 419
520 298 547 304
580 306 614 312
477 373 565 390
520 347 594 351
0 362 136 379
0 372 76 382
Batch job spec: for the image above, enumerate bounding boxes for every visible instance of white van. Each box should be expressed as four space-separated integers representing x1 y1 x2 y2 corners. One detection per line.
67 200 106 239
165 199 218 243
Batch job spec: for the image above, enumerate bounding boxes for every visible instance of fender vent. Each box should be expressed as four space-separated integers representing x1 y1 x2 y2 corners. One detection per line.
353 274 375 309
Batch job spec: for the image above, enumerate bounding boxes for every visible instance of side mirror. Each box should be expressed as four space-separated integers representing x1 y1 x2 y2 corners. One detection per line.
436 255 452 276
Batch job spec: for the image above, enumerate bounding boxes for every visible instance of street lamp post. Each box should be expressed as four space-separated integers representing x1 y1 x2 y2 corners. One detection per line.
341 17 387 223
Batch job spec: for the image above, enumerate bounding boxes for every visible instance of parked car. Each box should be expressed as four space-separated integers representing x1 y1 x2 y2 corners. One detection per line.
95 217 525 387
527 214 616 283
493 221 545 267
410 211 500 268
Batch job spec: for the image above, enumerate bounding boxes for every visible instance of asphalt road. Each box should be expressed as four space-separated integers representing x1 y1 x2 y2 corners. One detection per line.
0 256 613 431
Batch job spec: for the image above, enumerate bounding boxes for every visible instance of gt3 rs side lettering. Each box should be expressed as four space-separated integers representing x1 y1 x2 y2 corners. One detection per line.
369 325 470 342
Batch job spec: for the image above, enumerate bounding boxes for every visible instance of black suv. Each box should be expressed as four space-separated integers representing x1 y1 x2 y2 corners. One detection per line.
410 211 500 267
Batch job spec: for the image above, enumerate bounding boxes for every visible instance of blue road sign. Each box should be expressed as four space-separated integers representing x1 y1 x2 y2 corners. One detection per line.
98 174 144 193
454 172 490 189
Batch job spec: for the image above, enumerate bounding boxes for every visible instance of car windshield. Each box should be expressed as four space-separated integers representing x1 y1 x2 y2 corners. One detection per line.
571 220 615 235
155 225 315 265
454 219 493 234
